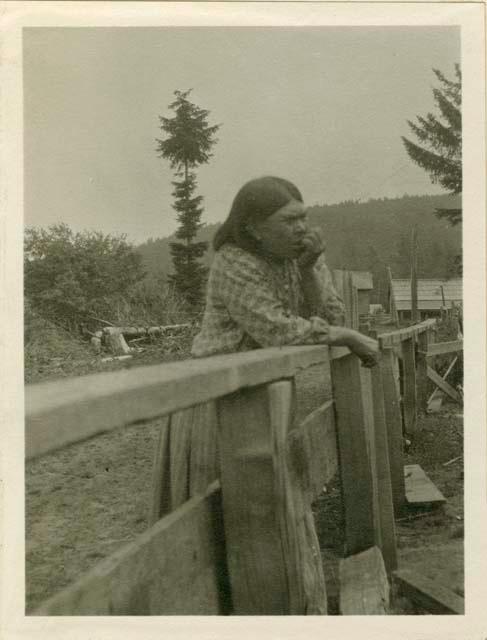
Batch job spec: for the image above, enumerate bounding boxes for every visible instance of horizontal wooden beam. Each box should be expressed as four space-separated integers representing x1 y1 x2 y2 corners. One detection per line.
427 366 461 403
378 319 436 348
339 547 390 614
426 340 463 357
26 344 348 460
394 568 464 614
33 481 230 615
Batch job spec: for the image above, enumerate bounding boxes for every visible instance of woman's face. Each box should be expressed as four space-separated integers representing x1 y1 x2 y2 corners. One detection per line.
249 199 309 260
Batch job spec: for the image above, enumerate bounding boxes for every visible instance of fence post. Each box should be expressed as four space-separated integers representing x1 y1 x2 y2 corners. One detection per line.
402 337 417 434
380 348 406 516
416 330 430 412
331 354 376 555
217 381 326 614
370 361 397 573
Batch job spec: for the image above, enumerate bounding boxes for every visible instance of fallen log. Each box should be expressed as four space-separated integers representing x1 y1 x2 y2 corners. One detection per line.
102 324 191 339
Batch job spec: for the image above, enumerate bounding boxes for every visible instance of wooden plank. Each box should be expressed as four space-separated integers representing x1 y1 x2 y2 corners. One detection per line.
394 569 464 614
402 337 417 434
339 547 390 614
404 464 446 506
426 340 463 357
217 383 301 614
26 344 337 460
268 382 327 615
360 367 382 550
427 366 461 403
427 356 458 407
148 416 171 525
378 319 436 348
380 349 406 515
427 395 444 413
288 399 337 502
416 330 429 411
331 354 375 555
370 363 397 573
33 481 231 615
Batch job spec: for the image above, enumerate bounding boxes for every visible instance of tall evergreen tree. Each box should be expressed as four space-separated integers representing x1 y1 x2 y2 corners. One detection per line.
156 90 220 306
402 65 462 225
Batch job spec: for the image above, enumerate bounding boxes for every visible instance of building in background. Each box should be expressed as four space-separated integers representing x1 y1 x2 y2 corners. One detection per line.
389 278 462 321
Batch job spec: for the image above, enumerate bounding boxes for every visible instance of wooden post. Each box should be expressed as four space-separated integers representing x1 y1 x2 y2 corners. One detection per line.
402 337 417 434
416 329 430 412
331 354 375 555
387 266 399 327
217 381 326 614
410 226 419 323
370 361 397 573
380 348 406 515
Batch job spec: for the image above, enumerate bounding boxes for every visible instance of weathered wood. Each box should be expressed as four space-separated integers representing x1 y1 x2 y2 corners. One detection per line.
427 356 458 407
404 464 446 506
339 546 390 614
288 399 337 503
26 344 338 460
217 383 297 614
378 319 436 348
416 330 429 411
394 568 464 614
427 365 461 403
331 354 375 555
148 416 171 525
104 328 132 355
410 226 419 323
217 381 326 614
402 337 417 434
269 382 327 614
380 348 406 515
34 482 230 615
359 367 381 550
370 363 397 573
426 340 463 357
427 395 444 413
103 324 191 338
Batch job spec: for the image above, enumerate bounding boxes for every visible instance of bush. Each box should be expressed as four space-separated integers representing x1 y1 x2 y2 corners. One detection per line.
25 224 146 330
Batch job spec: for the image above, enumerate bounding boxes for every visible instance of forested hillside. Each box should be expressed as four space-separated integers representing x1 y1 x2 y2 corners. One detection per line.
137 193 461 305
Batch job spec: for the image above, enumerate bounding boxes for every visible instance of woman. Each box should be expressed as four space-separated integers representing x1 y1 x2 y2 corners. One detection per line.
192 176 378 366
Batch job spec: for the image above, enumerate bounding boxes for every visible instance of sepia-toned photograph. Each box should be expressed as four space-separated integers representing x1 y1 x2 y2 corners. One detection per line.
1 1 486 635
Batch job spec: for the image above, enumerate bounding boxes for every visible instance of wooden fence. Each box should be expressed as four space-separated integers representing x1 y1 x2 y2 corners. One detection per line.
26 311 441 616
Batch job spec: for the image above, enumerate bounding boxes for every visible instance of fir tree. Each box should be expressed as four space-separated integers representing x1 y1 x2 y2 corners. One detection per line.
402 65 462 225
156 90 220 306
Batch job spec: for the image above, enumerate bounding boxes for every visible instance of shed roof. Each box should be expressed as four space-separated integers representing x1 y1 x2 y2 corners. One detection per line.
391 278 462 311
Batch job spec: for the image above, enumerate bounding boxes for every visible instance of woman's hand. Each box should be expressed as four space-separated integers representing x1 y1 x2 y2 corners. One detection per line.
297 228 326 270
347 331 380 368
324 326 380 367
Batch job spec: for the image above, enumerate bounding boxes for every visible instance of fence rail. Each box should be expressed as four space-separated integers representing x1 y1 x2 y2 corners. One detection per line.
26 284 452 615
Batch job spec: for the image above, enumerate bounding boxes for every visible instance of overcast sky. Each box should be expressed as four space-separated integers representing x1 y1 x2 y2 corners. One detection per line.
23 26 460 244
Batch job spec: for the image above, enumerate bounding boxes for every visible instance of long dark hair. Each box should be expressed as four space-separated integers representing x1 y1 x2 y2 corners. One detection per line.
213 176 303 253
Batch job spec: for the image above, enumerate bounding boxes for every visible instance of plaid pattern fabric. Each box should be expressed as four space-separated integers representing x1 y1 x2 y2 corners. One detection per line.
191 244 345 357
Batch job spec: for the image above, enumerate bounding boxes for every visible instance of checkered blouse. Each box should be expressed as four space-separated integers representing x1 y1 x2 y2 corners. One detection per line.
191 244 345 357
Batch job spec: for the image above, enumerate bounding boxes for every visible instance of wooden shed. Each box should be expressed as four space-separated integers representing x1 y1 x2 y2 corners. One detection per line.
351 271 374 315
389 278 462 321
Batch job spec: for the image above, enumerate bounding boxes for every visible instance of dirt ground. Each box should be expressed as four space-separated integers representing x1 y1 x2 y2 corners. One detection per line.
25 357 463 614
